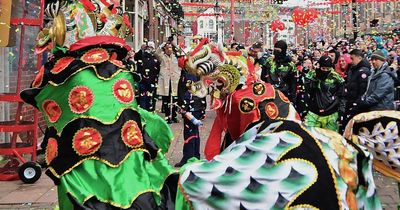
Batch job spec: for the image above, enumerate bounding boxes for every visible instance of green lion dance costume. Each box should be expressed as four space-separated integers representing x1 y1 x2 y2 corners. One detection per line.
21 1 381 209
21 0 177 209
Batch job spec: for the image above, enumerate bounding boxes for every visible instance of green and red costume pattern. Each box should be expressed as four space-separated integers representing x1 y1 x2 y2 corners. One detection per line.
21 37 179 209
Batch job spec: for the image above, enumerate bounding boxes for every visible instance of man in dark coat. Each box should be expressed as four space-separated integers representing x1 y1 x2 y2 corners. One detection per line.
358 50 396 111
341 49 371 130
134 41 160 111
260 40 297 103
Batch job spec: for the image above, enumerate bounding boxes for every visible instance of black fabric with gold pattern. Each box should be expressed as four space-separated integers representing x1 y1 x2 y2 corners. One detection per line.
239 97 256 113
252 82 266 96
244 89 292 133
43 109 158 182
260 120 340 209
258 90 290 121
30 45 130 89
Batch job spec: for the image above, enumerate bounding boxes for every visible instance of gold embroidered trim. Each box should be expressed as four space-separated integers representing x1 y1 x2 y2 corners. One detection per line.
288 204 319 210
42 99 62 123
178 177 194 210
109 59 126 68
80 48 110 64
316 128 359 209
238 97 256 114
112 79 134 104
68 86 94 114
48 148 150 178
69 190 155 209
47 65 129 86
64 165 177 208
121 120 144 148
72 127 103 156
274 131 303 162
49 107 139 136
300 125 343 210
278 91 290 103
51 56 75 74
270 127 331 209
278 158 318 209
32 66 45 88
252 82 266 96
45 138 58 165
265 102 279 119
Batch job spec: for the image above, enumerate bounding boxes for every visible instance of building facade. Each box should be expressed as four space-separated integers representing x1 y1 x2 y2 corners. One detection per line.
196 8 224 44
277 14 296 46
124 0 178 49
332 1 400 39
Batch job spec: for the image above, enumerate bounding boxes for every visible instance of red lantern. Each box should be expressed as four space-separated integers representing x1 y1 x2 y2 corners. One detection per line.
270 20 285 32
292 8 307 27
292 8 319 27
307 9 319 22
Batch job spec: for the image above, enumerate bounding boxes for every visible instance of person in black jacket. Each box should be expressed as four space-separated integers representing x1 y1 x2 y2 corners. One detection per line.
174 70 207 167
304 56 345 132
341 49 371 130
295 57 314 119
260 40 297 103
134 42 160 111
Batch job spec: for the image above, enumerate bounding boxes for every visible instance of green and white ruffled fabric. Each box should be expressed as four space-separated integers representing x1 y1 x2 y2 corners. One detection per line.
177 121 382 210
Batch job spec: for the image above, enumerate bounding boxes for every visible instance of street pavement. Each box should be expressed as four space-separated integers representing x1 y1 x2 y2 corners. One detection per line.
0 110 399 209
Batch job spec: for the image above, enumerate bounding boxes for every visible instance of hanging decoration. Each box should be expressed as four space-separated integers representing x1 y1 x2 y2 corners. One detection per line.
270 19 285 32
292 8 320 27
310 0 398 6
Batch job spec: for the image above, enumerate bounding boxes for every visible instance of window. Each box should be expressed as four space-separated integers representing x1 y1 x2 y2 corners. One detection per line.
199 20 203 29
209 19 214 29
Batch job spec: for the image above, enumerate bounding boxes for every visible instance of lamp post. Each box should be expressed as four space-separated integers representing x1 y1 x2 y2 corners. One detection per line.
220 19 225 43
342 3 349 39
351 0 358 40
214 0 221 44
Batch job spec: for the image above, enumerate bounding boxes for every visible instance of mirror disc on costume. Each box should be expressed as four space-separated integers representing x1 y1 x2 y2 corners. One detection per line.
68 86 94 114
239 98 256 113
73 128 102 156
253 83 266 96
265 102 279 119
121 120 143 148
113 79 134 103
42 100 62 123
45 138 58 164
81 48 109 64
32 65 45 88
51 57 74 74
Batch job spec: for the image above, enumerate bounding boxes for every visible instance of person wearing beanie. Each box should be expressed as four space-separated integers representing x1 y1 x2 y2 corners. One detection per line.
357 50 396 111
260 40 297 103
370 50 386 62
304 55 345 132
